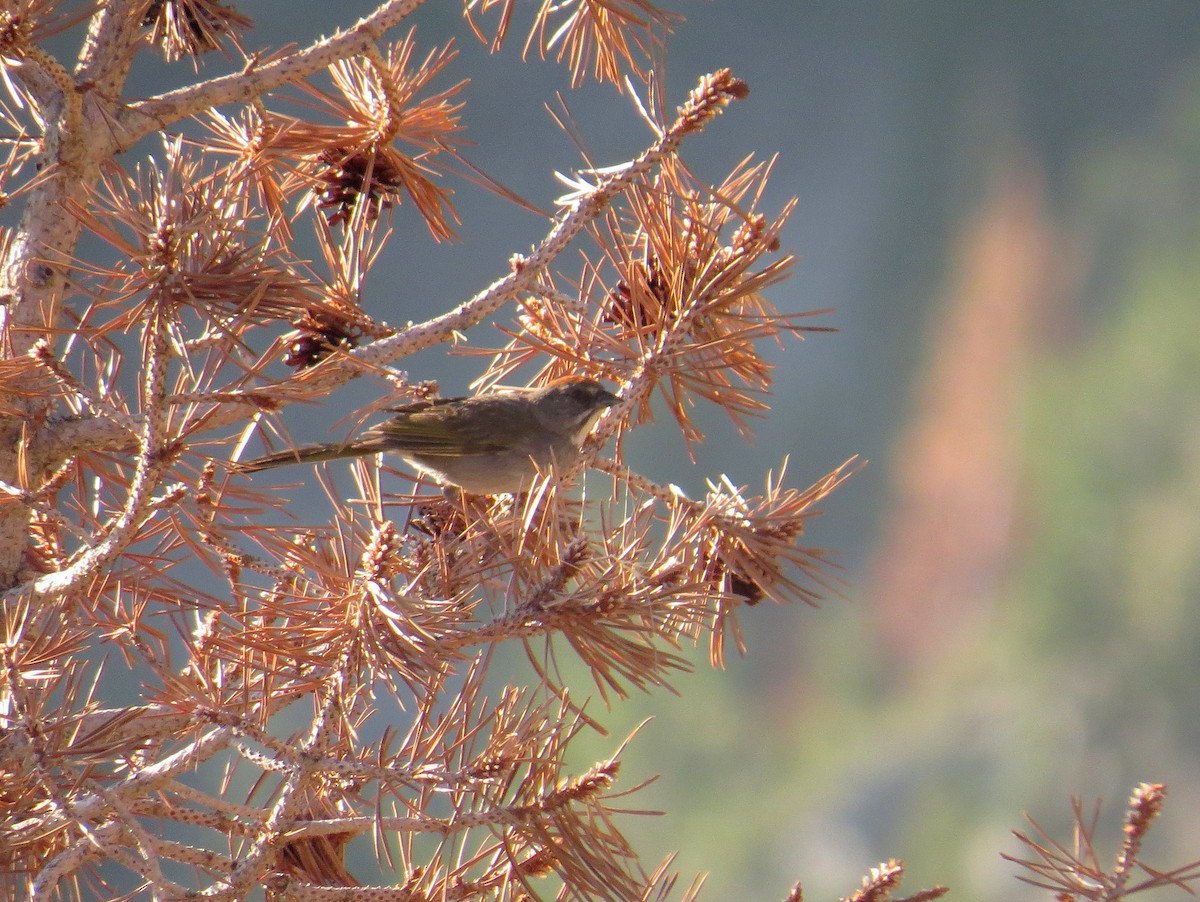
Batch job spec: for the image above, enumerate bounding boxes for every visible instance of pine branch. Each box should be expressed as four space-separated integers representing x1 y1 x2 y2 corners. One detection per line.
114 0 429 152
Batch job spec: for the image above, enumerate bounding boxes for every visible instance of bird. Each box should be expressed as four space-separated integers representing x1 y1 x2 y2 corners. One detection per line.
236 376 621 495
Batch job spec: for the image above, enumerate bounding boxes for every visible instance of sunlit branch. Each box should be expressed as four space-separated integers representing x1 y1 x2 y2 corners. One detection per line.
113 0 429 154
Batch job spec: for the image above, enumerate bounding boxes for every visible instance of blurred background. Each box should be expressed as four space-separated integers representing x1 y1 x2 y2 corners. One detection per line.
126 1 1200 897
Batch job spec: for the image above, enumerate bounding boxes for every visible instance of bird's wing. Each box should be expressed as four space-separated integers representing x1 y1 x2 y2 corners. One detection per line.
364 397 517 457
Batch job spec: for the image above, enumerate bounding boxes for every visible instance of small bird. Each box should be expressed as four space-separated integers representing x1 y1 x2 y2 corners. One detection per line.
237 377 620 495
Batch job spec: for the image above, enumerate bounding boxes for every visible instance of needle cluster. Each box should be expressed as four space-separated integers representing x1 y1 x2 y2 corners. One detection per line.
1003 784 1200 900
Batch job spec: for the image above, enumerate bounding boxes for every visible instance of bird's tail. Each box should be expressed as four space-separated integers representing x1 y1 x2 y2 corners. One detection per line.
235 442 379 473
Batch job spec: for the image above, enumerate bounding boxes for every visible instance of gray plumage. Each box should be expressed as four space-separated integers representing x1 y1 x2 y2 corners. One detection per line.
237 377 619 494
